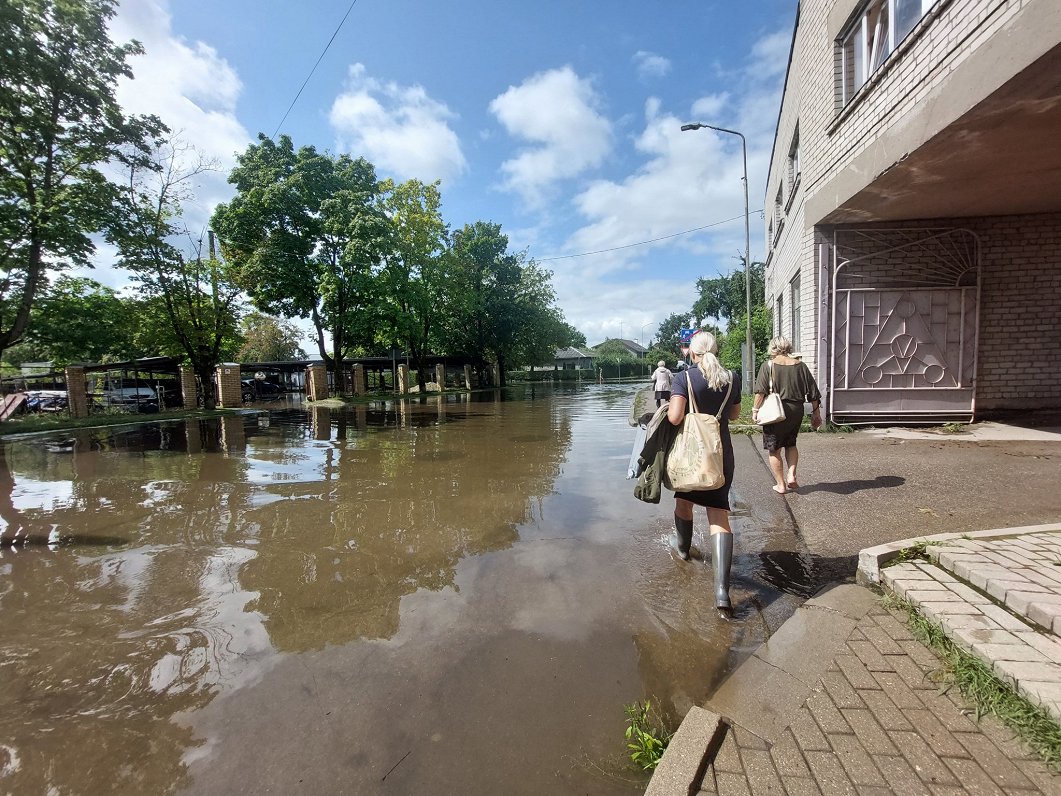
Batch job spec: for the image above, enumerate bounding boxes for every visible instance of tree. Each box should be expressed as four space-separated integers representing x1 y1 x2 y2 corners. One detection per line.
212 135 389 390
378 179 448 391
0 0 162 354
238 313 307 362
692 258 765 328
109 137 243 409
558 322 587 349
9 276 138 365
653 311 696 354
718 305 773 374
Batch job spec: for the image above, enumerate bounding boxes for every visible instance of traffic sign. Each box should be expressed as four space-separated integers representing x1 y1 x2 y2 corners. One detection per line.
679 328 696 343
681 346 689 357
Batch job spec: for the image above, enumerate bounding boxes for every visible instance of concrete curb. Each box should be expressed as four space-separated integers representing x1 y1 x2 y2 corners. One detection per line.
644 706 726 796
856 522 1061 587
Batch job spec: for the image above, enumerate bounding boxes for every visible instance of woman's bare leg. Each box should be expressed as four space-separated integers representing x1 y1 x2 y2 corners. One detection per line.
767 450 787 494
785 446 799 489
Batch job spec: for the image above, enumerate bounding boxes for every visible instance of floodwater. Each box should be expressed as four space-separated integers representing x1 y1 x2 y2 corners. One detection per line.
0 385 827 795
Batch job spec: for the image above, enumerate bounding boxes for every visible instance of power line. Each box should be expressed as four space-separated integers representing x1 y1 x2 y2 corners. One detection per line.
535 210 765 262
272 0 360 139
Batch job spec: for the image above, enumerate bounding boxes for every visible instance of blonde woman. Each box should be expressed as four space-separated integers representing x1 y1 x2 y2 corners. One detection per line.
752 336 822 494
667 331 742 611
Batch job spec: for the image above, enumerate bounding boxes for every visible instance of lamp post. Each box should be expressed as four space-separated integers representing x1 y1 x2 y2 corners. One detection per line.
640 323 651 347
680 122 754 392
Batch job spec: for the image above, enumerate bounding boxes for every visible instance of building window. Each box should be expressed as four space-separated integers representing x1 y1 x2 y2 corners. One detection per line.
787 125 800 195
774 186 784 228
838 0 934 106
776 294 784 336
790 272 801 349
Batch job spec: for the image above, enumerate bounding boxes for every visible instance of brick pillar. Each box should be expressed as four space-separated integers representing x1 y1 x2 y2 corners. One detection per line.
434 363 445 388
179 365 198 409
220 415 246 450
310 405 331 440
215 364 242 408
184 419 202 454
306 364 328 401
64 365 88 418
463 365 472 390
397 364 409 394
352 363 366 396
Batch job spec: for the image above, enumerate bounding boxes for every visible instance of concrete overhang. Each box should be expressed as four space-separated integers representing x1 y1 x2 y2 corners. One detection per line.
808 27 1061 226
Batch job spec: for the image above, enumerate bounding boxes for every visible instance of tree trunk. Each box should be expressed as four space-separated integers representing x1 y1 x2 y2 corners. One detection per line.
197 364 216 410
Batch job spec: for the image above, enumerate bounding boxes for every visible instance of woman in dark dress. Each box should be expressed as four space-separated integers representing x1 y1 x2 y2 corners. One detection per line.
752 336 822 494
667 331 742 610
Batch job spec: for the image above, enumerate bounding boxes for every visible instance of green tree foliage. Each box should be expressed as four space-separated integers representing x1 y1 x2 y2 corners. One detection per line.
9 276 137 365
653 311 695 354
558 322 587 349
717 305 773 373
211 135 389 390
692 259 765 327
592 338 637 364
237 312 307 362
109 138 242 408
0 0 162 353
379 179 448 391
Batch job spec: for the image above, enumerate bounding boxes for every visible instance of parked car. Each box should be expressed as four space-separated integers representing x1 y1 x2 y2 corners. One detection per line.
101 386 159 413
25 390 68 413
241 379 284 402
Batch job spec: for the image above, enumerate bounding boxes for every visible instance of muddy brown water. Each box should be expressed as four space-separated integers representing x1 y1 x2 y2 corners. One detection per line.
0 385 828 795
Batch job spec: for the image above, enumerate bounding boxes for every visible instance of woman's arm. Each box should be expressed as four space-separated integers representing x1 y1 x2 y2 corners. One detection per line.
667 395 686 426
728 402 741 421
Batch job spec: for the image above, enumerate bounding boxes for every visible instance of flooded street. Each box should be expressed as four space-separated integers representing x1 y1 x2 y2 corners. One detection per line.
0 385 826 794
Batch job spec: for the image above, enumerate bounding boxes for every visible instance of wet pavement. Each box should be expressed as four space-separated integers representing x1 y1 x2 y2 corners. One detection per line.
649 423 1061 795
0 385 825 795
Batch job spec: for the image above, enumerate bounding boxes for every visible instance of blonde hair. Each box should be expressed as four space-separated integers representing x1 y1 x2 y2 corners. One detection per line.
657 360 666 368
688 331 732 390
768 336 793 357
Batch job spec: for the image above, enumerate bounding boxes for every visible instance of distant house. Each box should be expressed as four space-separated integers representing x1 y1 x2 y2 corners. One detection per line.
553 347 597 370
590 339 649 359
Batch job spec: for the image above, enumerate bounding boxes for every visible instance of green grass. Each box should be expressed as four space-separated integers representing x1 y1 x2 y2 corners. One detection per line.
623 700 673 771
882 594 1061 770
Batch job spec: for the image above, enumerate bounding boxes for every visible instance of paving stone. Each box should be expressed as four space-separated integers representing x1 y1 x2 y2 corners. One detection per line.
949 626 1020 654
937 613 1003 632
714 771 752 796
940 757 1006 796
870 671 925 709
909 589 963 604
790 707 831 753
804 751 857 795
848 640 897 673
1005 590 1061 615
914 689 980 733
992 658 1061 689
713 728 744 773
731 725 769 751
888 730 958 788
836 654 882 690
853 787 892 796
927 786 967 796
875 754 933 796
735 748 784 796
870 612 915 642
920 601 985 619
972 642 1049 662
840 709 898 755
822 669 868 709
858 688 914 731
1028 600 1061 632
860 624 906 655
891 654 937 689
826 732 884 786
944 581 992 604
968 568 1016 591
778 777 822 796
901 709 969 757
806 689 851 734
955 733 1036 791
897 638 945 669
978 604 1033 632
768 729 813 779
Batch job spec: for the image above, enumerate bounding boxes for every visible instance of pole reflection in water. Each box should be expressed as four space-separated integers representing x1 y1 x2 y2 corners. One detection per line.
0 386 809 795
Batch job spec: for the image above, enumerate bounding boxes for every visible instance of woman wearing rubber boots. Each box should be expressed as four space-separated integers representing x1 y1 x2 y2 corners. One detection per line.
666 331 742 611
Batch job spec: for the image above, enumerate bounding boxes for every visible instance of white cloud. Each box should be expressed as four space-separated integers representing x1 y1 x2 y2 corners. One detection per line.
490 66 611 207
329 64 467 184
633 50 671 80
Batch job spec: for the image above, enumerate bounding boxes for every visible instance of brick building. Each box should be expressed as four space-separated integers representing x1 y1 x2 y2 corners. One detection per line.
765 0 1061 423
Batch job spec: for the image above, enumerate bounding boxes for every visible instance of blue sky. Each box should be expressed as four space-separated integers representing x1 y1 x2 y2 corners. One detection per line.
100 0 796 348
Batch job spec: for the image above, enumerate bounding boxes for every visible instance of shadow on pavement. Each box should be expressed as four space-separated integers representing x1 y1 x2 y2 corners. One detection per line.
795 474 905 495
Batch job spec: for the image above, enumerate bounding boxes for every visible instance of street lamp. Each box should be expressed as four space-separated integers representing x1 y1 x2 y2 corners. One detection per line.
680 122 754 393
640 323 651 347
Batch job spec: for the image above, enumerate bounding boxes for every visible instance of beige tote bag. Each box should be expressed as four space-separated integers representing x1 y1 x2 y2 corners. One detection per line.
664 371 733 492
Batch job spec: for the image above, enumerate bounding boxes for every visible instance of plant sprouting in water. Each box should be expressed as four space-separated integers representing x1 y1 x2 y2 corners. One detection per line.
623 700 673 771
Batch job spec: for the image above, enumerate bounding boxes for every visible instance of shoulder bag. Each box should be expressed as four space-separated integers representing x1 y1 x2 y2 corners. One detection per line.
756 362 786 426
664 371 733 492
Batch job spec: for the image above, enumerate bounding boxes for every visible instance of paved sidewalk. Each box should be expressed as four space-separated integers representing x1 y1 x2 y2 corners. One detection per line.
647 526 1061 795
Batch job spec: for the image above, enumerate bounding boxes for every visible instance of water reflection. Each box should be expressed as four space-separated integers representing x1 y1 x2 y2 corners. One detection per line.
0 394 572 794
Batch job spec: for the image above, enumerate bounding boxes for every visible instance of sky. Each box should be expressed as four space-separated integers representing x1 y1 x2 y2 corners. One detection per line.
96 0 797 349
